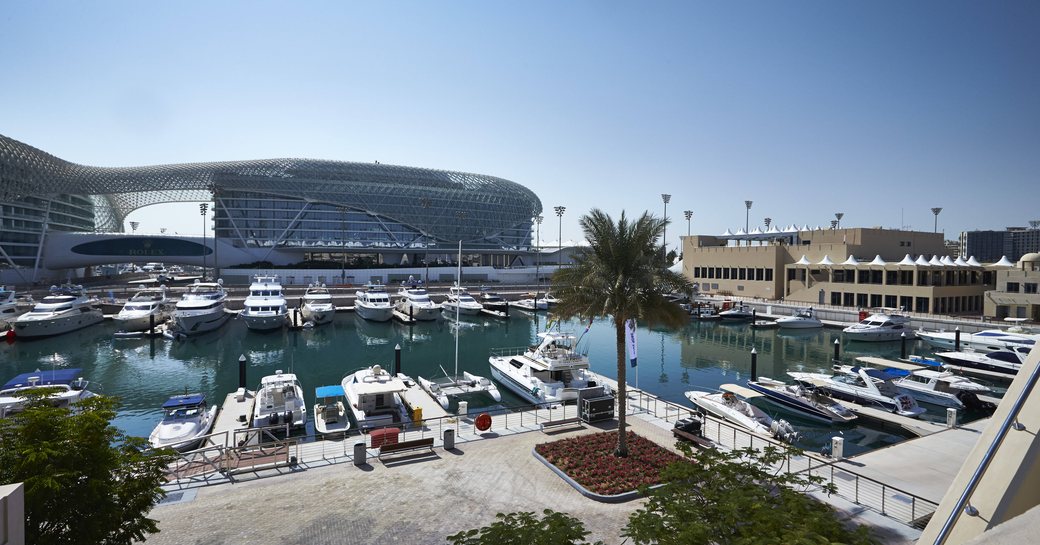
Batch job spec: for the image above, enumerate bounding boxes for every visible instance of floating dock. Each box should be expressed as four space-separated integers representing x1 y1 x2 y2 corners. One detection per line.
398 380 451 421
208 389 256 447
480 308 509 319
392 309 417 324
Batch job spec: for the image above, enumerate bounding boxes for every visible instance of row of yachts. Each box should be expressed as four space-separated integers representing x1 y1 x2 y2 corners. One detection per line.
0 277 559 340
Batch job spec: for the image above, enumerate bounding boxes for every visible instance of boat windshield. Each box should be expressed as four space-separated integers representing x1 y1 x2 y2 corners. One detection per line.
30 304 73 313
164 407 201 420
124 303 155 311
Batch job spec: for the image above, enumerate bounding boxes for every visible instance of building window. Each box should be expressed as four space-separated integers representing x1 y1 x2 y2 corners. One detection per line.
765 269 773 281
1007 282 1020 293
831 292 842 305
1025 283 1038 294
738 268 746 280
723 268 731 280
870 294 882 307
885 295 897 308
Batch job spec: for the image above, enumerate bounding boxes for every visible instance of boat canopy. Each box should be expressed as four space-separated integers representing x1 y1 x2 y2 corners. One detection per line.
882 368 911 377
853 366 904 381
315 385 345 398
3 368 84 389
162 394 206 409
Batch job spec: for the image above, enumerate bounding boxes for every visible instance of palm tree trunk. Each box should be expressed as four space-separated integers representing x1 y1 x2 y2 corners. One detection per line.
614 316 629 457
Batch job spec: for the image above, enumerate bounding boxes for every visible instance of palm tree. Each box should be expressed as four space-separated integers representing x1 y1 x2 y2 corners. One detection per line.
552 209 692 456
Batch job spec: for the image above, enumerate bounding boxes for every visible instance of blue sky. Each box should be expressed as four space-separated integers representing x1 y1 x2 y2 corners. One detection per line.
2 1 1037 247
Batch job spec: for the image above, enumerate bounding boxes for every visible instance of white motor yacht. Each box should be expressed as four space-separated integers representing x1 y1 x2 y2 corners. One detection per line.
488 331 609 405
0 287 25 329
172 280 231 335
915 328 1038 352
788 366 925 417
510 293 548 311
395 286 440 321
252 371 307 430
0 368 94 417
842 312 912 342
355 283 394 322
12 284 103 338
543 292 560 307
113 286 171 332
478 289 509 312
934 347 1030 376
685 390 798 442
440 285 484 316
341 364 412 430
775 307 823 329
241 275 289 331
148 394 218 451
884 368 991 409
719 303 755 321
300 283 335 325
690 305 721 320
313 384 350 435
745 377 857 424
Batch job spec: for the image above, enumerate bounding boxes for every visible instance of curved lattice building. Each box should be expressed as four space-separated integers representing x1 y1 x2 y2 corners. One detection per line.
0 133 542 274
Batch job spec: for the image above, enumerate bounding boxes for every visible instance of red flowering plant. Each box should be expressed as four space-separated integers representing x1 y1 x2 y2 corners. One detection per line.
535 432 685 496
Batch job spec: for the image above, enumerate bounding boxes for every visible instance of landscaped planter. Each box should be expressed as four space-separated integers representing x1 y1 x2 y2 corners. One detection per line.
533 431 684 503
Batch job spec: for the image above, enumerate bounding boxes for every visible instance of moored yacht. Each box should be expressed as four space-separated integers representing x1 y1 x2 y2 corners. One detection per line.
719 303 755 321
934 347 1030 376
488 331 609 405
842 312 912 342
300 283 335 325
775 307 823 329
341 364 412 430
440 285 484 316
916 328 1038 352
172 280 231 335
685 390 799 442
113 286 171 332
478 289 509 312
252 370 307 430
745 377 857 424
1 368 94 417
148 394 218 451
241 275 289 331
12 284 103 338
788 365 925 417
884 368 992 409
355 283 394 322
395 286 440 321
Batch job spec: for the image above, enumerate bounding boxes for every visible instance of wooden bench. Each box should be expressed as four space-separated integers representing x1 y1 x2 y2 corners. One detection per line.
672 428 713 449
540 417 583 433
377 437 435 460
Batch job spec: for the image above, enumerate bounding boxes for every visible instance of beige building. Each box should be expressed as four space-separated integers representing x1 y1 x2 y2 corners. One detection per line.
682 227 995 315
984 253 1040 321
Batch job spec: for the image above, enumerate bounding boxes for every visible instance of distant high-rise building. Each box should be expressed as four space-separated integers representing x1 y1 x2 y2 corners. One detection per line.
962 227 1040 263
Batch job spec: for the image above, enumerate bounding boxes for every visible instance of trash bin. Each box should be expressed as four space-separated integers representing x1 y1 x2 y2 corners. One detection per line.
353 442 367 466
443 428 455 450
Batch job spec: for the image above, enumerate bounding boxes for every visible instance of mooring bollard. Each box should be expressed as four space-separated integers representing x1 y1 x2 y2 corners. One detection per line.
955 327 961 352
750 347 758 381
833 339 840 364
900 332 907 359
394 344 402 375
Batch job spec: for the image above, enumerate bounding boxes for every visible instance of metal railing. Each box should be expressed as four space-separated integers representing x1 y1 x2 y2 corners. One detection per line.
629 390 939 528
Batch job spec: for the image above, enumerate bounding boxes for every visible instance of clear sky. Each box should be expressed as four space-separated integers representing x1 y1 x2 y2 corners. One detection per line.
2 1 1037 248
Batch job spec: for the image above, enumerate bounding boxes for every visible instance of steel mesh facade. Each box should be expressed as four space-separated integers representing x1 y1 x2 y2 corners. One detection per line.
1 133 542 269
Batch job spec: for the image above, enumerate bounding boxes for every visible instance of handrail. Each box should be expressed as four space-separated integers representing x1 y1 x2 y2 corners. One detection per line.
931 353 1040 544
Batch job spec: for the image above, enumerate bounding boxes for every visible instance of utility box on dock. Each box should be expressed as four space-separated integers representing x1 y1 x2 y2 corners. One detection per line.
947 408 958 428
831 437 844 460
580 395 616 423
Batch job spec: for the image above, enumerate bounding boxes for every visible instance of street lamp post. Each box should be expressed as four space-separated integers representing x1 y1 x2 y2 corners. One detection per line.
744 200 753 245
199 203 209 280
554 206 566 269
834 212 844 229
931 207 943 233
534 215 543 285
661 194 671 258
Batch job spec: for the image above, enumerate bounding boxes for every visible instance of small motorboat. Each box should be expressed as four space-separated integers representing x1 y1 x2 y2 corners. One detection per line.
148 394 218 451
252 371 307 430
915 328 1038 352
685 390 799 442
775 307 823 329
313 385 350 435
690 305 721 320
1 368 94 417
788 366 925 418
478 289 509 312
719 303 755 321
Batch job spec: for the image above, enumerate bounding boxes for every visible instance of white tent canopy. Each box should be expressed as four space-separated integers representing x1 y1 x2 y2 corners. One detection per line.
869 255 888 266
966 256 982 267
940 256 955 266
929 255 943 266
795 255 811 265
993 256 1015 267
841 255 860 266
915 255 931 266
953 256 969 267
817 255 835 266
897 254 916 266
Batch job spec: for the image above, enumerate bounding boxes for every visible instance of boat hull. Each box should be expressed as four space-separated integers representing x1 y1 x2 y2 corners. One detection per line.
775 319 822 329
242 313 288 331
174 308 231 335
489 363 554 405
355 303 394 322
113 310 169 332
745 381 851 424
395 302 439 321
301 305 334 325
13 310 104 338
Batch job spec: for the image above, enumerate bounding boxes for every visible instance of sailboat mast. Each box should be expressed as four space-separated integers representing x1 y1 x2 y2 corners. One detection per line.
455 240 461 377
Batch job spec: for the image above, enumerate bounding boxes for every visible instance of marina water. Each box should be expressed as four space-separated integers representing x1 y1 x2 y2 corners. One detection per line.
0 313 1000 457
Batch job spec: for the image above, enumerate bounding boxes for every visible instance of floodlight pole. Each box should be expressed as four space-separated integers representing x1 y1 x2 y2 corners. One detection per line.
534 215 543 285
554 206 566 270
931 207 943 233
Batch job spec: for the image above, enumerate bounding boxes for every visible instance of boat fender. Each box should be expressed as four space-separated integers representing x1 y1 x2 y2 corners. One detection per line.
284 410 293 424
270 412 280 425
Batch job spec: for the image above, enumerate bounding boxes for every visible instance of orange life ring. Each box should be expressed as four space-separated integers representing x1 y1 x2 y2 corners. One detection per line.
475 412 492 432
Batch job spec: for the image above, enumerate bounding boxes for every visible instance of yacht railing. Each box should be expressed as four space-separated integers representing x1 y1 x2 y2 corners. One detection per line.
930 354 1040 544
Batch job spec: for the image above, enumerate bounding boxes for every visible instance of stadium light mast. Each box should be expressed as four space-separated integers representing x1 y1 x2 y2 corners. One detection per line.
931 207 943 233
534 215 543 285
661 194 671 257
554 206 566 269
834 212 844 229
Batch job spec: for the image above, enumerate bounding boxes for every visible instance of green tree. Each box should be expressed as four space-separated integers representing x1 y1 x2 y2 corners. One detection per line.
0 392 175 545
552 209 692 456
446 509 603 545
624 444 877 545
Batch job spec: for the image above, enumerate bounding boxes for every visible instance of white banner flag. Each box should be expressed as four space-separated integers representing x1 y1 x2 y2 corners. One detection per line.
626 318 638 367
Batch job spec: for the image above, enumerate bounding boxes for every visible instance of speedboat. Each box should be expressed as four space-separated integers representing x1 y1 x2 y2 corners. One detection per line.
685 390 799 442
252 370 307 430
313 385 350 435
788 366 925 417
884 368 992 409
510 293 548 311
148 394 218 451
488 331 610 405
916 328 1038 352
172 280 231 335
395 286 440 321
745 377 857 424
354 283 394 322
300 283 335 325
843 312 912 342
690 305 721 320
775 307 823 329
341 364 412 430
542 292 560 307
440 285 484 316
0 368 94 417
719 303 755 321
934 347 1031 376
240 275 289 331
12 284 103 338
113 286 171 332
478 289 509 312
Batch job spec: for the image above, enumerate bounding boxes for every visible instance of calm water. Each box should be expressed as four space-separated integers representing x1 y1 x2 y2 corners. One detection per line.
0 312 1003 457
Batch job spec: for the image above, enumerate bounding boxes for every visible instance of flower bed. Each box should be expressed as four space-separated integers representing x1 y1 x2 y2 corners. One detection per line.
535 431 684 496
